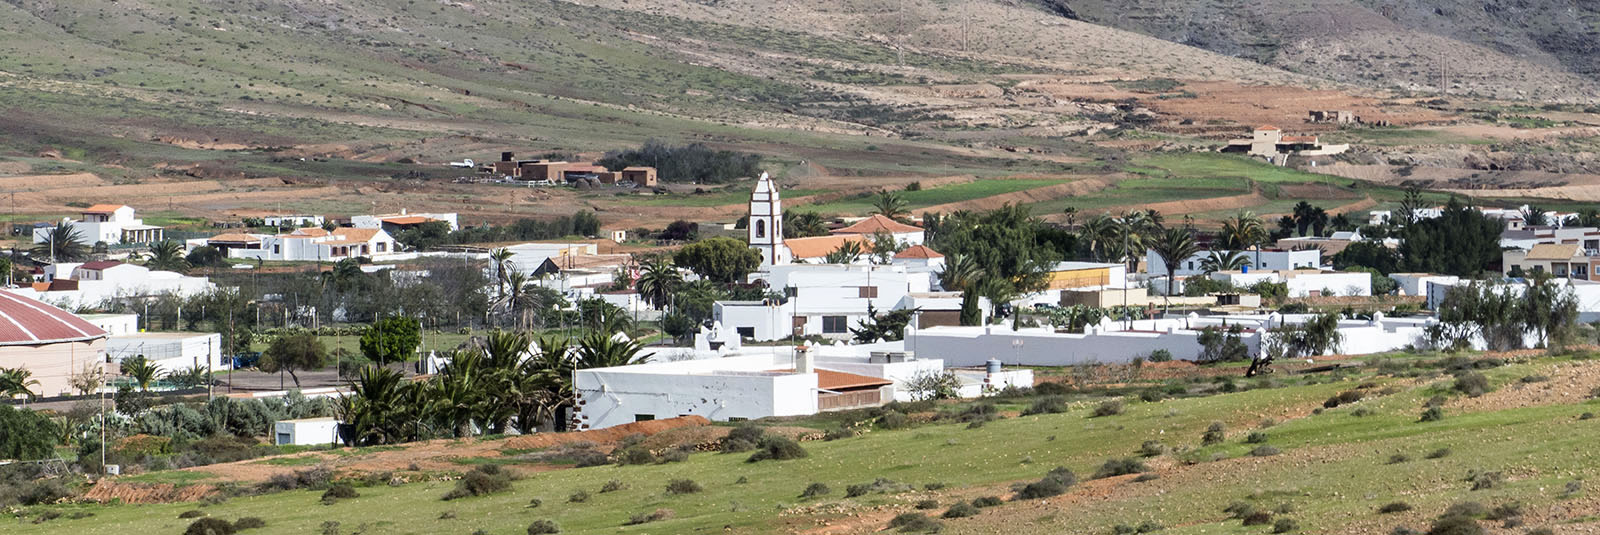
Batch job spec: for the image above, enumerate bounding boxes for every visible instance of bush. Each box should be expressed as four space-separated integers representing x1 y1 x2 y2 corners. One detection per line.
1426 514 1485 535
942 501 980 518
1138 440 1165 457
1420 407 1445 422
1092 399 1124 417
972 496 1003 508
1242 511 1274 526
723 424 765 452
1014 467 1076 500
527 519 561 534
1202 422 1226 445
914 499 939 510
624 509 674 526
1454 372 1491 397
887 512 942 533
1224 501 1256 519
665 479 703 495
1379 502 1414 514
878 411 911 430
1112 521 1164 533
1148 349 1173 363
179 510 207 519
1519 375 1549 383
1092 458 1148 479
1245 431 1269 444
184 518 237 535
1467 470 1505 490
747 435 808 462
1388 454 1411 464
1250 445 1282 457
799 482 830 499
600 480 627 493
321 483 359 504
1427 448 1452 459
442 465 515 500
567 490 589 503
1034 382 1071 396
1024 396 1069 415
234 517 266 530
846 478 911 497
1442 502 1485 518
1272 518 1299 533
1486 502 1522 520
614 446 656 465
1133 473 1160 482
259 467 333 493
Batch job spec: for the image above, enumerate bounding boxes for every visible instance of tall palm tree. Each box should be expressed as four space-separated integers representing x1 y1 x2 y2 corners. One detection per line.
937 252 985 292
974 276 1017 323
490 248 515 300
1109 211 1155 275
1291 201 1317 237
1150 226 1201 309
1078 214 1114 262
634 258 682 310
1198 249 1250 276
145 240 190 273
573 331 651 369
783 211 829 238
872 190 909 221
33 221 87 262
121 355 159 392
1220 211 1266 268
824 240 864 264
337 366 413 445
1309 207 1330 237
0 367 40 399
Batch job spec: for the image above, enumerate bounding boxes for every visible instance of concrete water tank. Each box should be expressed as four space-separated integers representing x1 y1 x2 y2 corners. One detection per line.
985 359 1002 374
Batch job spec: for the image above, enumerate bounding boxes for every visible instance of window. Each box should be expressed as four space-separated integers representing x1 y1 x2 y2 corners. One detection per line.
273 244 281 254
377 242 386 253
754 219 767 239
276 433 291 446
634 414 655 422
858 286 879 298
736 327 755 338
1187 262 1195 270
822 316 848 334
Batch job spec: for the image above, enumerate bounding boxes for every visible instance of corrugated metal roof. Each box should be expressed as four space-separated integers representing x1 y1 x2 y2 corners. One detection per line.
0 290 109 346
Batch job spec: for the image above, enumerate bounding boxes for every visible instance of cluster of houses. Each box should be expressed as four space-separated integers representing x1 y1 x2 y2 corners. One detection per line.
482 152 657 188
189 210 458 263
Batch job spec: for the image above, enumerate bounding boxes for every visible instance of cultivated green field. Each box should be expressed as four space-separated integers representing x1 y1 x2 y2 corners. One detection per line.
16 352 1600 534
805 179 1069 214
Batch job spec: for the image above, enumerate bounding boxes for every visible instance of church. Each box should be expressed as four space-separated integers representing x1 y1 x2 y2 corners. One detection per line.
746 172 934 268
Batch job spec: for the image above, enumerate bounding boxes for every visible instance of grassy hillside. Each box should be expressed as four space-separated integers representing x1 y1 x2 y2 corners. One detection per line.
14 351 1600 534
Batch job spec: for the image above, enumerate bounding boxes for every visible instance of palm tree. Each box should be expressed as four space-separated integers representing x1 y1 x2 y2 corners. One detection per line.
824 240 864 264
121 355 160 391
937 252 985 292
1150 226 1201 309
974 276 1017 324
1309 207 1330 237
490 248 515 300
871 190 909 221
1109 211 1155 274
1078 214 1114 262
573 331 651 369
337 366 413 445
145 240 190 273
634 258 682 310
783 211 829 238
0 367 40 399
1198 249 1250 276
1291 201 1317 237
33 221 87 262
493 271 552 330
1220 211 1266 268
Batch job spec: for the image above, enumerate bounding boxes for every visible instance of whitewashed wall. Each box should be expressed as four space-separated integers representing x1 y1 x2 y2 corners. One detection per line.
574 354 819 430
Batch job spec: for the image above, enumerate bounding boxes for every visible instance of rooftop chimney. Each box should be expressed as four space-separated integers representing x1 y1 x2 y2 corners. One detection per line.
795 345 814 374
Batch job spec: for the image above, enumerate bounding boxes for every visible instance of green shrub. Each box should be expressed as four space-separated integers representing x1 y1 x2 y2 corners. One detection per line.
1092 399 1124 417
526 519 560 534
1466 470 1505 490
1426 514 1484 535
1379 502 1413 514
442 465 515 501
1034 382 1071 396
747 435 808 462
233 517 266 530
1133 473 1160 482
914 499 939 510
1388 454 1411 464
942 501 980 518
624 509 673 526
1024 396 1069 415
599 480 627 493
179 510 206 519
1092 458 1148 479
1420 407 1445 422
722 424 765 453
614 446 656 465
1272 518 1299 533
1486 502 1522 520
1245 431 1269 444
184 517 236 535
1454 372 1491 397
665 479 703 495
1223 501 1257 519
887 512 942 533
1202 422 1226 445
1147 349 1172 362
1014 467 1076 500
567 490 589 503
878 411 911 430
972 496 1003 508
1441 502 1485 518
1427 448 1453 459
799 482 830 499
845 478 911 497
1242 511 1273 526
1250 445 1282 457
321 483 358 504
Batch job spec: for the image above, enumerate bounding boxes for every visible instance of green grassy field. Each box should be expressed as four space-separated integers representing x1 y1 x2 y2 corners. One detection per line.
16 352 1599 534
804 179 1068 214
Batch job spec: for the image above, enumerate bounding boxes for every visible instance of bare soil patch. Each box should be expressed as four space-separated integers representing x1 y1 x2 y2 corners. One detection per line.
1450 359 1600 414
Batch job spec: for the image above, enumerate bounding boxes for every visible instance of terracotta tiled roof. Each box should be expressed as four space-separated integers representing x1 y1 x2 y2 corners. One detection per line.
1281 135 1319 143
894 245 944 259
83 204 128 214
0 290 108 346
833 214 923 235
381 216 437 225
1256 125 1281 131
207 233 261 243
78 260 123 270
290 228 329 237
784 235 871 259
331 228 380 242
1526 243 1581 261
816 369 893 390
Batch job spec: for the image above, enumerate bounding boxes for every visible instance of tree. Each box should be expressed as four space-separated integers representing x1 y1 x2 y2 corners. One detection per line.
573 331 651 369
1344 266 1398 295
1220 211 1267 267
336 366 415 446
1291 201 1317 237
185 245 226 268
490 248 515 300
1250 313 1342 376
393 220 453 250
0 367 40 399
868 232 905 264
145 240 190 273
1198 250 1249 276
68 363 105 396
1150 226 1201 305
1331 240 1400 274
783 211 829 238
824 240 864 264
659 220 699 241
904 370 960 401
850 305 917 343
121 355 160 392
958 292 982 326
673 237 761 283
634 258 682 310
872 190 909 221
360 316 421 366
33 221 87 262
1398 198 1502 276
925 204 1060 297
1077 214 1114 262
261 330 328 388
596 140 762 184
0 406 58 460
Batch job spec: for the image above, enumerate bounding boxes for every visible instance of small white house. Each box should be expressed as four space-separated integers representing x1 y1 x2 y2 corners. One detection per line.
264 215 325 228
32 204 164 246
1210 269 1372 297
1147 248 1321 278
106 332 226 373
274 417 341 446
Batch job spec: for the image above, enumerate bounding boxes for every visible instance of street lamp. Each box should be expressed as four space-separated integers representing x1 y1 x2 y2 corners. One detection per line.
1010 338 1024 366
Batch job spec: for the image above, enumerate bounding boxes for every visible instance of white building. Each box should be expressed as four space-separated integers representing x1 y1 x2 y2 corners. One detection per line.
274 417 341 446
1146 248 1321 278
1209 269 1372 297
745 173 931 267
191 227 401 262
833 214 926 247
573 344 1031 430
1390 273 1459 298
81 313 139 336
106 331 226 374
500 243 599 275
351 210 460 232
263 215 325 228
717 263 933 342
748 172 791 267
14 261 215 310
33 204 164 246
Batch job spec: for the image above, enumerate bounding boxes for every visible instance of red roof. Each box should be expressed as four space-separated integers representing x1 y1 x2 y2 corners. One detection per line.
894 245 944 259
1281 135 1318 143
1256 125 1281 131
0 290 108 346
381 216 437 225
78 260 124 271
82 204 128 214
833 214 923 235
770 368 894 390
